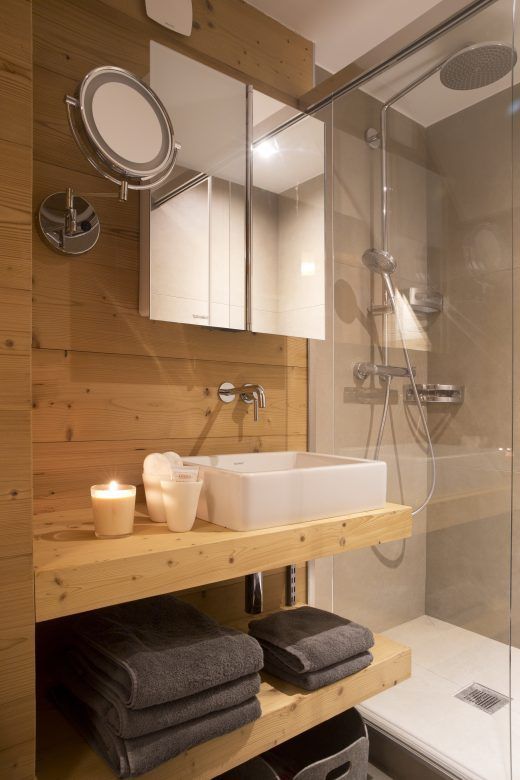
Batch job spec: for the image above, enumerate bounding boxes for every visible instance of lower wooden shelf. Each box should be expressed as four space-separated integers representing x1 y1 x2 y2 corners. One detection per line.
36 634 410 780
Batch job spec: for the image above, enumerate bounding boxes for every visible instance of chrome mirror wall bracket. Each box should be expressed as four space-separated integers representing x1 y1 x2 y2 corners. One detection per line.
37 186 100 255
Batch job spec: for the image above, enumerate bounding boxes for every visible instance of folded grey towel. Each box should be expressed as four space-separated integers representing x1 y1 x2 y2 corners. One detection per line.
52 684 261 778
59 649 261 739
249 607 374 673
263 649 373 690
71 595 264 709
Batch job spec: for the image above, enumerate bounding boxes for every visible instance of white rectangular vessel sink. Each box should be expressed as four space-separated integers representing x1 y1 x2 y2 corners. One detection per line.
184 451 387 531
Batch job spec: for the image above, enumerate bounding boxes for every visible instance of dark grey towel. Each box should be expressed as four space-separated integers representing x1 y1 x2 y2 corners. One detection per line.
71 595 264 709
59 649 261 739
249 607 374 673
52 684 261 778
263 649 373 690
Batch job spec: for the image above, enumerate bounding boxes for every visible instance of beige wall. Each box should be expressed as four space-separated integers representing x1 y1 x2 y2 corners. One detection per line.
313 79 518 646
312 89 430 632
425 87 514 644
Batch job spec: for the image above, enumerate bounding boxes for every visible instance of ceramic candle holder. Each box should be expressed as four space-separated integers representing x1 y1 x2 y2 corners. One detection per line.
90 482 136 538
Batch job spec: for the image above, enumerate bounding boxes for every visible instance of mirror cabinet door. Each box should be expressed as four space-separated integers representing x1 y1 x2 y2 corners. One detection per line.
140 42 246 329
251 93 326 340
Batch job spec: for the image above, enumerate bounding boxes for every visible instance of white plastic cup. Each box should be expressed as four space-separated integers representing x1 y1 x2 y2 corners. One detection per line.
143 473 167 523
161 480 203 532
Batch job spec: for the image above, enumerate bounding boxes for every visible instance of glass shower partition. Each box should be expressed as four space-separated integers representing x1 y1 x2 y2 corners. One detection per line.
310 1 516 776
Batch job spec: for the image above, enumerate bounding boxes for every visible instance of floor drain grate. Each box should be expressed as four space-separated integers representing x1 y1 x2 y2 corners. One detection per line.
455 683 510 715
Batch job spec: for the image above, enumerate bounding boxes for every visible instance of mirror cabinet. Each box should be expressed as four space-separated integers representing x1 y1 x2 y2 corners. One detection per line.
139 42 325 340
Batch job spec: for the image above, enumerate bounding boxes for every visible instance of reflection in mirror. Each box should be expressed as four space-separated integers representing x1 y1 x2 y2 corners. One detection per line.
251 93 326 339
91 82 165 163
139 42 246 329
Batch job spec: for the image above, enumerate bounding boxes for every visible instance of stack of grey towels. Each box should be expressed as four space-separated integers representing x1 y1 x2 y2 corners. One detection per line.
52 595 264 778
249 606 374 690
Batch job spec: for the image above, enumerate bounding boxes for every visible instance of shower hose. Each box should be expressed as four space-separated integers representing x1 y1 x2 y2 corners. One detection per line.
374 289 436 517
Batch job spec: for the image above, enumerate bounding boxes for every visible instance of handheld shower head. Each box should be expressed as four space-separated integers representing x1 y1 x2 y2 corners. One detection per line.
362 248 397 275
362 248 397 304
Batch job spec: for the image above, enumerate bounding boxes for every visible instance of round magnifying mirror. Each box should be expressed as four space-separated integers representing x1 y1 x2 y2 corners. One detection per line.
65 66 179 200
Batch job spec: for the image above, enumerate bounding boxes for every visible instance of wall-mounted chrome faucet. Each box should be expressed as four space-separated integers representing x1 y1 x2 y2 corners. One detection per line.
218 382 266 421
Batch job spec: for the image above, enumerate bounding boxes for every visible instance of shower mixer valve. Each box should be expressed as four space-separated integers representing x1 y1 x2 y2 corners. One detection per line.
354 362 415 381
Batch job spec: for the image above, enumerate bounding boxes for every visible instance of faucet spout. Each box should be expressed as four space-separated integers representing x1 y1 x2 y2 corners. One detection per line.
239 384 266 422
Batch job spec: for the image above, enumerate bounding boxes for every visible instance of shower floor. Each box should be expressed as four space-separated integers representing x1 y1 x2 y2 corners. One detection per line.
360 615 519 780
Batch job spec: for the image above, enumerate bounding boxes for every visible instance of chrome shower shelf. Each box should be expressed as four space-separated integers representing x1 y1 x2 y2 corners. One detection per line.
405 384 464 404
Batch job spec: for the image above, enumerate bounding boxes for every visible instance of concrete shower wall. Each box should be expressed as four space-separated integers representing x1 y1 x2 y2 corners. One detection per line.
425 87 515 645
313 82 517 646
312 88 430 632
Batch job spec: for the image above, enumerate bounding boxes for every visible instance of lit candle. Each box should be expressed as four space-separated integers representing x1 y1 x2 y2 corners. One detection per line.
90 481 136 539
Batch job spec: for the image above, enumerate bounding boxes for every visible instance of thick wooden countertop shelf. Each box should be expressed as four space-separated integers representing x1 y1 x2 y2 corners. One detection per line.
37 634 410 780
33 502 412 621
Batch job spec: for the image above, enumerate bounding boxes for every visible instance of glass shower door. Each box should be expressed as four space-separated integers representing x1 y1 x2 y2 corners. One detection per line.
311 1 516 775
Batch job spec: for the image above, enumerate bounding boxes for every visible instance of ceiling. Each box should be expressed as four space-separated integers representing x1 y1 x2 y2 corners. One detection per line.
245 0 445 75
246 0 517 127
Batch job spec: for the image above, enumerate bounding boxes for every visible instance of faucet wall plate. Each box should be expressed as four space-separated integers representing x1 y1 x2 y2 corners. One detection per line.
218 382 236 403
38 189 100 255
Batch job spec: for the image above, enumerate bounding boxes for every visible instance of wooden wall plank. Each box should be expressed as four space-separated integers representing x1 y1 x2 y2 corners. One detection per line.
0 61 32 148
32 349 307 443
0 0 34 776
0 288 32 357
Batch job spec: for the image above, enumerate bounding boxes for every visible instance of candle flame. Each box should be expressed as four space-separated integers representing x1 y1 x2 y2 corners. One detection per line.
109 480 119 492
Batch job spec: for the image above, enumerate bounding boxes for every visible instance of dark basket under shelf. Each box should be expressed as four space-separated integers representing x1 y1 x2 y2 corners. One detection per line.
219 707 369 780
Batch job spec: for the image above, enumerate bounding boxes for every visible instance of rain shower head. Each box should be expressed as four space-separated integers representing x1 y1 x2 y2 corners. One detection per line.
362 248 397 276
440 42 517 90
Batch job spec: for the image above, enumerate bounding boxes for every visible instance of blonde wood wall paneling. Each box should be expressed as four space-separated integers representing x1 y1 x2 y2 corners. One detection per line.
0 0 34 776
0 288 32 357
32 1 312 769
32 348 307 442
0 412 33 558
